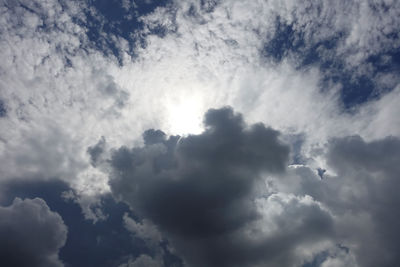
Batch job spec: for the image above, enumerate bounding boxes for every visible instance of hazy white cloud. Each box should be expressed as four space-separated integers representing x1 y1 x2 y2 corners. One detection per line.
1 0 398 195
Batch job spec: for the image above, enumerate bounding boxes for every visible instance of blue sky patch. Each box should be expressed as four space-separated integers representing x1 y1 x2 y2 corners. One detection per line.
263 17 400 109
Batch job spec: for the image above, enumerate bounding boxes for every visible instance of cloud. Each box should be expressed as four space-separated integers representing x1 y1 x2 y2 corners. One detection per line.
0 197 67 267
123 214 162 248
267 135 400 267
1 0 399 202
0 1 399 265
119 254 163 267
105 107 341 266
324 135 400 267
87 136 107 167
258 0 400 107
0 178 157 267
319 246 358 267
0 99 6 117
109 107 289 237
262 1 400 67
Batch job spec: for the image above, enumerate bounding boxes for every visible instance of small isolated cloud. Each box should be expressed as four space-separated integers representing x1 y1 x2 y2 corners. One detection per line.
0 197 67 267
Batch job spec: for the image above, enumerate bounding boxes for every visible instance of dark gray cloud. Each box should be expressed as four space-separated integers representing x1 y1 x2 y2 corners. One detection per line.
0 99 6 117
87 136 106 167
324 135 400 267
106 107 335 266
276 135 400 267
109 107 289 237
97 75 130 113
0 197 67 267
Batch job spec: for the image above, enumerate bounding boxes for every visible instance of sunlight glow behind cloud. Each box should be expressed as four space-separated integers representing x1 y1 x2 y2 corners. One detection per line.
1 0 400 266
167 95 204 135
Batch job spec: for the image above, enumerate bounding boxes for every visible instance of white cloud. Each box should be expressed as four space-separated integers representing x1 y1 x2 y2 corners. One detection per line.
1 0 398 173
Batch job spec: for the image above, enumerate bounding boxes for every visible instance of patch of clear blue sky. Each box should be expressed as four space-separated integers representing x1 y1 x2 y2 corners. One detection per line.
71 0 171 63
263 18 400 109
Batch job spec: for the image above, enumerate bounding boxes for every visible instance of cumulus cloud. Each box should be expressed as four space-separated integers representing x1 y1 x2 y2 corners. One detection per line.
104 107 400 266
0 197 67 267
109 107 288 237
267 135 400 267
105 107 340 266
324 135 400 267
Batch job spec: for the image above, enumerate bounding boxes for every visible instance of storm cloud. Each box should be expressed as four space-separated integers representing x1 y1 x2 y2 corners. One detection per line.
107 107 334 267
268 135 400 267
0 197 67 267
109 107 288 235
324 136 400 267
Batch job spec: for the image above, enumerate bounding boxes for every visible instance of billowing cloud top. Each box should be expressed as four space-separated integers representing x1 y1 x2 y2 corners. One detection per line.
106 107 334 267
0 198 67 267
110 107 288 240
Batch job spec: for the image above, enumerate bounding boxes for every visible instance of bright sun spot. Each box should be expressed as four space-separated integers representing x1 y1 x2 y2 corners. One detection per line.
167 95 204 135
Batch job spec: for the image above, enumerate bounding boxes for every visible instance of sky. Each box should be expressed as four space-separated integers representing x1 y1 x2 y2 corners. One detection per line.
0 0 400 266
